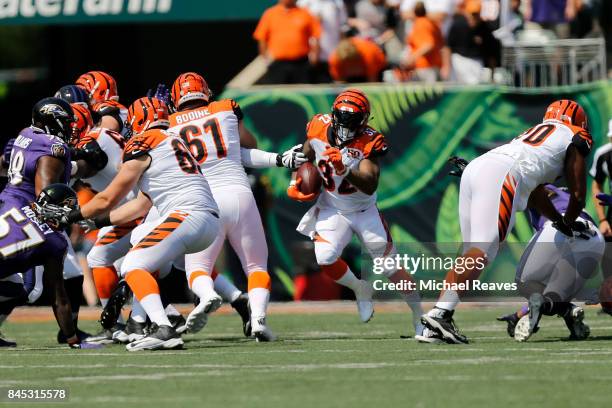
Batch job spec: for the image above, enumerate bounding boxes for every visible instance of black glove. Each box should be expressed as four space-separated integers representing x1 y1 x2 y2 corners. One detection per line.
448 156 469 177
551 218 573 237
569 219 596 240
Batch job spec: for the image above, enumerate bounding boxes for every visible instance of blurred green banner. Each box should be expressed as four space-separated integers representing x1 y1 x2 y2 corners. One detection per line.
0 0 275 25
222 81 612 298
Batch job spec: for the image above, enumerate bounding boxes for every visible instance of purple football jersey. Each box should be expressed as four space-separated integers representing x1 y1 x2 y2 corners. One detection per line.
528 184 593 231
3 127 71 203
0 194 68 278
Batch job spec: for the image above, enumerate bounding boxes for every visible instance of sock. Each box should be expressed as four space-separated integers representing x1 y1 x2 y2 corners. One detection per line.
518 304 529 318
214 273 242 303
63 276 84 323
435 290 460 312
188 270 216 300
541 298 572 316
125 269 170 327
248 271 271 320
165 304 180 317
92 266 119 307
322 259 361 292
131 298 147 323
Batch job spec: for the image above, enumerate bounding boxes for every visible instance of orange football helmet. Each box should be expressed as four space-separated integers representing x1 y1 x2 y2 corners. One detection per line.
126 97 170 137
70 103 93 144
331 88 370 145
76 71 119 104
171 72 211 110
543 99 588 130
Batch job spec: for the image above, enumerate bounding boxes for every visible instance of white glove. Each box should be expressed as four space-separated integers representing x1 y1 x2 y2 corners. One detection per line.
279 144 308 169
341 150 361 171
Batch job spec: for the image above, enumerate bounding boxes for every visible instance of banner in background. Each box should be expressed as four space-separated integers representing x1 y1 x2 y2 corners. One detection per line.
0 0 275 25
222 81 612 299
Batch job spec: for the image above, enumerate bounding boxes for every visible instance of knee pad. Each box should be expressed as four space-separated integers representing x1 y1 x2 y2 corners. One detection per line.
314 242 342 267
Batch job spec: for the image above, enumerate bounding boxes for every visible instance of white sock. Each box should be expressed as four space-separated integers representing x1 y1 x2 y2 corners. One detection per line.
214 274 242 303
191 275 217 300
165 304 180 317
248 287 270 321
336 268 362 292
434 290 460 312
138 293 171 327
131 298 147 323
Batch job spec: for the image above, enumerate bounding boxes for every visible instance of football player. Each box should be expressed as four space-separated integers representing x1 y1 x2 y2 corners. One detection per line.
287 89 424 336
420 100 592 344
167 72 307 341
54 85 90 108
76 71 129 137
0 98 99 348
45 97 221 351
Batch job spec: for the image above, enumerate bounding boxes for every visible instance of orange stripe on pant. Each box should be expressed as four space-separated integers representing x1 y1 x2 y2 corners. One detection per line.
92 266 119 300
125 269 160 301
248 271 272 291
131 212 187 252
321 258 349 281
498 174 516 242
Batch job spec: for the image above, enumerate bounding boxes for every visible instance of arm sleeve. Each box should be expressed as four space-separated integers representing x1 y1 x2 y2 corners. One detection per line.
240 147 278 168
571 129 592 157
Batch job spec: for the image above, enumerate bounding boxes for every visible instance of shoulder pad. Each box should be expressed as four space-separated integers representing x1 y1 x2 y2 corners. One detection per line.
123 130 167 162
571 128 592 157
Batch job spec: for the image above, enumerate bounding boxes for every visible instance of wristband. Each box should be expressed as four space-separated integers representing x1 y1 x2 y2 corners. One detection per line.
67 209 84 223
94 215 112 228
276 154 283 167
600 218 608 223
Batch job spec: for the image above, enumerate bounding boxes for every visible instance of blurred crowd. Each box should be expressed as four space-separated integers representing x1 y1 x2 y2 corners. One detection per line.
253 0 610 85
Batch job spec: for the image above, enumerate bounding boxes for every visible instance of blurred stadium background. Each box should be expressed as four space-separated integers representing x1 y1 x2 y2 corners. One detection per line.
0 0 610 306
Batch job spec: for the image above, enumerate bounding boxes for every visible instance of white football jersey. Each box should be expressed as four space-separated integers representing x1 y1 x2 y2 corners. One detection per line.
79 127 137 203
488 119 592 209
306 114 388 212
167 100 251 192
122 129 218 216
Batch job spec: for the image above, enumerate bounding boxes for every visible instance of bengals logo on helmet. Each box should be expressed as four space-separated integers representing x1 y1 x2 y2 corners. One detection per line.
171 72 211 110
76 71 119 104
126 97 170 136
543 99 588 130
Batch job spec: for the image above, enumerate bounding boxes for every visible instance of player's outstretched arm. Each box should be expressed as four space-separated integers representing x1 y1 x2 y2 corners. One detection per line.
108 192 152 226
345 157 380 196
563 144 587 223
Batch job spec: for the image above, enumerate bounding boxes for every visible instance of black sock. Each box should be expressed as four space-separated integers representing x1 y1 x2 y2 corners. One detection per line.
541 297 572 316
63 276 84 324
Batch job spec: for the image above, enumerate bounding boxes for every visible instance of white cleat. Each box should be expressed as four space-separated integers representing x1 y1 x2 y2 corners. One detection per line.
514 315 534 342
355 280 374 323
185 294 223 334
251 317 277 342
126 325 183 351
415 327 444 344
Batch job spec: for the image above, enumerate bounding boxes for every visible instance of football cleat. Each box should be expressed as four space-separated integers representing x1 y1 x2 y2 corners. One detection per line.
185 293 223 334
84 323 125 345
126 324 183 352
168 313 187 335
421 308 469 344
0 332 16 347
100 280 130 330
414 327 444 344
231 293 252 337
514 315 532 342
497 312 520 338
563 304 590 340
251 317 277 342
355 280 374 323
113 314 149 343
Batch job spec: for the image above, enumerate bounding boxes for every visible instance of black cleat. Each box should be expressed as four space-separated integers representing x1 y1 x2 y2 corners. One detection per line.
421 308 469 344
497 313 519 338
85 323 126 345
231 293 251 337
0 332 16 347
168 314 187 334
100 280 131 330
562 304 590 340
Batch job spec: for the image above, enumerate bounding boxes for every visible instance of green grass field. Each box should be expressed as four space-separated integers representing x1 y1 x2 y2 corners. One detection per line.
2 304 612 408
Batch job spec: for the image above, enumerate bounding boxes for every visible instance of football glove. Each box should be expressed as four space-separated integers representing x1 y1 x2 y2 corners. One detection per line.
277 144 308 169
69 342 104 349
323 147 346 175
448 156 469 177
146 83 175 113
597 193 612 207
287 178 318 202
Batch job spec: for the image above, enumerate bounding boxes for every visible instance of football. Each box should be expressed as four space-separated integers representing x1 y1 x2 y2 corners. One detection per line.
296 162 322 195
